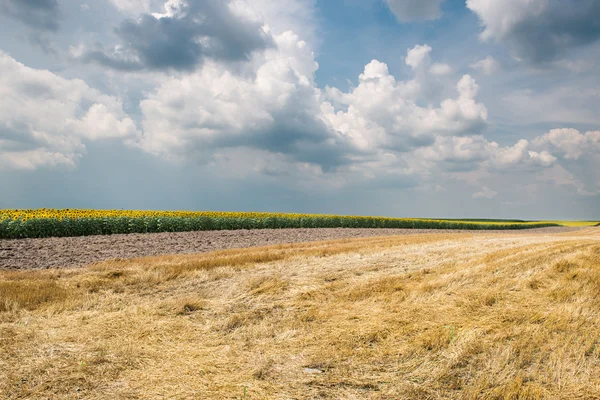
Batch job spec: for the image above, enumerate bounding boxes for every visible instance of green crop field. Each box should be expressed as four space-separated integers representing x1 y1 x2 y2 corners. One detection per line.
1 208 595 239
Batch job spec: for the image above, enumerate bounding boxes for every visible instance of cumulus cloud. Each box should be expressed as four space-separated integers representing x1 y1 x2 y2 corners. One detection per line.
487 139 556 169
419 127 600 196
405 44 432 69
467 0 600 64
402 44 447 101
107 0 155 14
430 63 451 76
473 186 498 199
244 0 318 44
137 42 490 172
384 0 445 22
137 30 354 169
0 52 139 170
78 0 274 71
470 56 500 75
1 0 593 201
415 135 556 173
322 49 488 154
0 0 60 31
417 136 489 164
533 128 600 160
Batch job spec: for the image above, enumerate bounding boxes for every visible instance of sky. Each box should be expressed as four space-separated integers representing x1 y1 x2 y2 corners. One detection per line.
0 0 599 220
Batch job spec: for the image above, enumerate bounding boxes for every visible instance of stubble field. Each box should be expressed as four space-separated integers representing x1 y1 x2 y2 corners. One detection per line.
0 226 579 270
1 227 600 399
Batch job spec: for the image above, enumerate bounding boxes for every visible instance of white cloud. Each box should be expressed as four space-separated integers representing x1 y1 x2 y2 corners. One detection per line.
487 139 555 168
404 45 450 101
533 128 600 160
417 136 489 163
139 42 490 170
322 51 488 154
3 0 596 203
0 51 139 170
467 0 546 41
523 128 600 196
406 44 432 69
151 0 187 19
527 150 557 168
244 0 318 45
430 63 451 76
107 0 153 14
470 56 500 75
0 150 80 171
473 186 498 199
138 30 341 166
384 0 445 22
414 135 557 172
70 103 139 141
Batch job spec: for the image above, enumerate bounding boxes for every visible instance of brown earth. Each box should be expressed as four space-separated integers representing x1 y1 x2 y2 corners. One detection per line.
0 226 580 270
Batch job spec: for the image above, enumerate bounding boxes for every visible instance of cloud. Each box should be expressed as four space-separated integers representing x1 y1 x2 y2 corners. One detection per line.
0 52 139 170
487 139 556 169
78 0 274 71
533 128 600 160
537 164 598 196
470 56 500 75
501 85 600 126
473 186 498 199
107 0 155 14
244 0 318 45
430 63 451 76
106 0 318 43
136 42 490 176
467 0 600 64
414 135 557 173
384 0 445 22
524 128 600 196
0 0 60 31
137 30 354 169
405 44 432 69
322 48 489 154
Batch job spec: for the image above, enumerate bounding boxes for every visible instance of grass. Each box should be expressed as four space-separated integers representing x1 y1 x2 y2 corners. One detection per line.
1 228 600 399
439 219 600 227
542 221 600 227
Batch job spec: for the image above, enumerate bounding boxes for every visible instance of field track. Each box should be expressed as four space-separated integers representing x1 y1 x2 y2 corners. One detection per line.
0 226 582 270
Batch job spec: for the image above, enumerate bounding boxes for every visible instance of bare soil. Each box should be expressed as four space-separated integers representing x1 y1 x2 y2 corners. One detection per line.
0 226 580 270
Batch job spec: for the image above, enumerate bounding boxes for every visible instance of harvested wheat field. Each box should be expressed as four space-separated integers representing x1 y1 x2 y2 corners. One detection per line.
0 226 579 270
1 228 600 399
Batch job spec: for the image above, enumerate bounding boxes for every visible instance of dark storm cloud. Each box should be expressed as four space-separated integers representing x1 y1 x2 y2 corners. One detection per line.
511 0 600 64
254 121 358 172
477 0 600 65
1 0 60 31
182 113 359 172
79 0 274 72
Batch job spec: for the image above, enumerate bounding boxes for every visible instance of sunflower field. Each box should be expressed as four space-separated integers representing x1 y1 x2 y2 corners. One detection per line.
0 209 571 239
